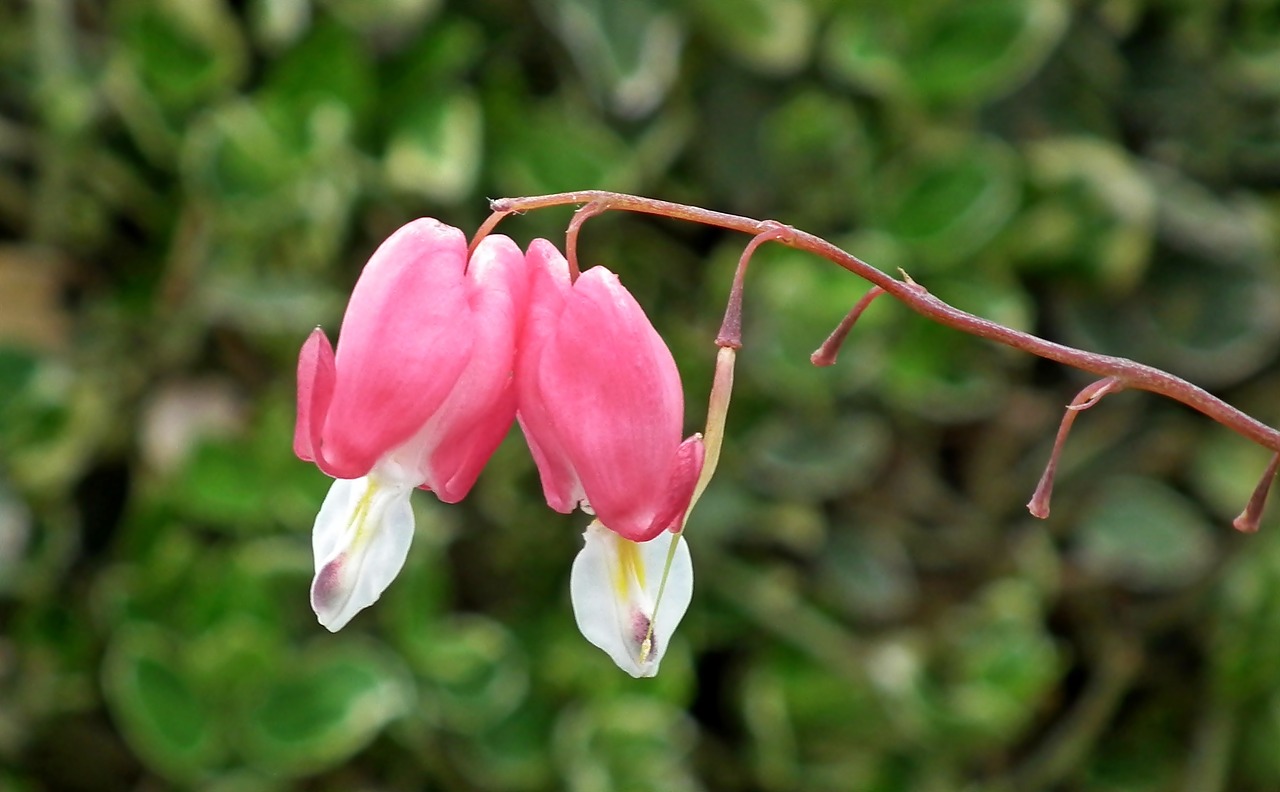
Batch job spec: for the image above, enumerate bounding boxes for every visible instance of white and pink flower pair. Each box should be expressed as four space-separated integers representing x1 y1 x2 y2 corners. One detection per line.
294 218 705 676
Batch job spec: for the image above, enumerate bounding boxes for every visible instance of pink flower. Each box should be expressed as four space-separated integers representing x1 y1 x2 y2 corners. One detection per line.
517 240 704 675
294 218 526 630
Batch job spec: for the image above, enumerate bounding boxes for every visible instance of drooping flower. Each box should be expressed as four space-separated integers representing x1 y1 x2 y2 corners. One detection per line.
516 240 705 676
295 218 526 631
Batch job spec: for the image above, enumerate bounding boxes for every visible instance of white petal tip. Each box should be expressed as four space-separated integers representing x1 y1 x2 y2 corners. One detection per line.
316 615 348 633
311 557 357 631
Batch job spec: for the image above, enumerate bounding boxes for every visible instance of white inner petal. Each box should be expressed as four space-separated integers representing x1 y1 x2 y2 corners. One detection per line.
570 520 693 677
310 473 415 631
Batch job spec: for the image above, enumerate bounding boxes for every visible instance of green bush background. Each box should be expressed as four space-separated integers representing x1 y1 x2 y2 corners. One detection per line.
4 0 1280 789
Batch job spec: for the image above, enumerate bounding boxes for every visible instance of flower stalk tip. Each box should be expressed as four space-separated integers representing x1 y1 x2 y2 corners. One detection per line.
811 286 886 367
1234 452 1280 533
1027 377 1122 519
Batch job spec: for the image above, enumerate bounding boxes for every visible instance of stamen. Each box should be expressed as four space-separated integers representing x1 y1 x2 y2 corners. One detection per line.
634 611 656 663
641 531 684 661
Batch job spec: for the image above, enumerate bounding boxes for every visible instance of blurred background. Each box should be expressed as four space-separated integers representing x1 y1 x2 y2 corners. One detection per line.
4 0 1280 789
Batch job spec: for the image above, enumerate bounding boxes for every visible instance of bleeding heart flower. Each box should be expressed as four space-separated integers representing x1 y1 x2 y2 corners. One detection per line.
295 218 526 631
517 240 704 676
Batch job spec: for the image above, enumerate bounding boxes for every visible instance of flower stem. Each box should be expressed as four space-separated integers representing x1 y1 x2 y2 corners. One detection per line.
486 190 1280 528
717 224 793 349
487 190 1280 454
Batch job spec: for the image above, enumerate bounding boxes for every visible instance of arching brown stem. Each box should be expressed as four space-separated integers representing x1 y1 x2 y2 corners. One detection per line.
483 191 1280 454
479 190 1280 527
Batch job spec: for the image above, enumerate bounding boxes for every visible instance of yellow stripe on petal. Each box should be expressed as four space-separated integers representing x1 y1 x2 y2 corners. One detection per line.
612 534 647 598
309 475 415 631
346 478 380 547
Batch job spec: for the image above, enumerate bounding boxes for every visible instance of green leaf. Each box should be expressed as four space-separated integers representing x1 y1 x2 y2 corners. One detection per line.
414 615 529 734
689 0 815 75
875 137 1020 269
321 0 441 35
239 641 410 776
733 243 892 409
817 529 918 622
543 0 685 116
258 19 375 143
450 704 557 790
113 0 248 115
1074 477 1216 591
760 90 872 226
908 0 1068 104
1190 430 1277 522
1015 136 1156 290
384 89 483 202
882 273 1031 423
173 439 274 529
746 412 894 501
936 580 1062 749
102 626 221 782
495 103 638 196
821 8 908 95
1213 529 1280 702
1056 175 1280 388
182 100 300 201
554 696 701 791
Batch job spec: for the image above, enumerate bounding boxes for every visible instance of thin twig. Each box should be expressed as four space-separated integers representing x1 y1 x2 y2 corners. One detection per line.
1028 378 1124 518
1233 452 1280 533
484 191 1280 454
811 286 886 367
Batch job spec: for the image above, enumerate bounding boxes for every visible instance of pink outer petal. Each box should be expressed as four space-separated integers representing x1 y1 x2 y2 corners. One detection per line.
515 239 584 513
320 219 475 479
536 266 685 537
634 434 706 542
409 234 528 501
294 328 336 472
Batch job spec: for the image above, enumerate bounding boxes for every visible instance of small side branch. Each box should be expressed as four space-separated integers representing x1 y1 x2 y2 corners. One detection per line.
811 286 886 367
487 190 1280 461
1027 378 1124 519
1234 452 1280 533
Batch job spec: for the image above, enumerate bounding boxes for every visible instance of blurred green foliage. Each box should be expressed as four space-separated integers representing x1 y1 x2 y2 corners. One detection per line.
3 0 1280 789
